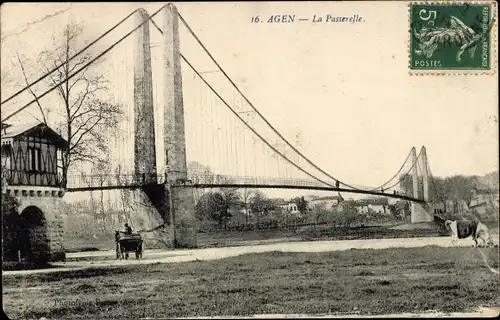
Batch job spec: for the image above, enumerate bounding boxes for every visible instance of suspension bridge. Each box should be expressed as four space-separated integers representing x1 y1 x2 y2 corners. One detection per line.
1 4 444 253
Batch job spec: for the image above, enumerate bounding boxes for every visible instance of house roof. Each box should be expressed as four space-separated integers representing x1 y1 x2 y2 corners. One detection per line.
1 121 68 148
357 197 388 206
474 188 499 195
469 202 488 209
311 196 342 202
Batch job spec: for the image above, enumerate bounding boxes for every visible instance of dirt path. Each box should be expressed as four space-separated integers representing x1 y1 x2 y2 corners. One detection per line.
3 235 498 277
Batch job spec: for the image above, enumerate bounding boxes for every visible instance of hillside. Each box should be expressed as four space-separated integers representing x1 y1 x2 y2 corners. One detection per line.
477 171 499 190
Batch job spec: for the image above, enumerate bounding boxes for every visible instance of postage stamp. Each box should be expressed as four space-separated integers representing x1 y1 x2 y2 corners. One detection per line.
409 1 497 74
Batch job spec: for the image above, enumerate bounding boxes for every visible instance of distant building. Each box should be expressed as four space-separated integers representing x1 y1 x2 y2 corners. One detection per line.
387 197 399 205
433 199 469 215
303 195 319 202
369 204 388 214
280 202 300 214
353 197 389 215
309 194 344 210
470 187 498 206
239 208 253 217
356 203 370 214
468 187 499 215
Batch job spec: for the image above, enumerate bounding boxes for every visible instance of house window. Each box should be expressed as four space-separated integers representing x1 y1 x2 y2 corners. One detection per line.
28 147 42 172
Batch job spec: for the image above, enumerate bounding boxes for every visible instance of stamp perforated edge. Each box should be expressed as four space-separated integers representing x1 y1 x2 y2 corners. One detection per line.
408 0 498 76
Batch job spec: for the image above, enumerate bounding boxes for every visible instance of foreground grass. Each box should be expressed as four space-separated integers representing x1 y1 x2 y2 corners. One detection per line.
3 246 499 319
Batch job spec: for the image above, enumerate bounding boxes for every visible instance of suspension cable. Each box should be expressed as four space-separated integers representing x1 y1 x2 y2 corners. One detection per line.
175 11 370 191
150 9 423 194
1 8 140 105
181 54 335 188
1 5 166 123
426 155 445 202
379 148 423 192
147 16 335 188
367 149 413 191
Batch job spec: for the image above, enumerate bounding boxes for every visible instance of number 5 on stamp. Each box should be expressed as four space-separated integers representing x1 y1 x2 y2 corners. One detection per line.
409 1 497 73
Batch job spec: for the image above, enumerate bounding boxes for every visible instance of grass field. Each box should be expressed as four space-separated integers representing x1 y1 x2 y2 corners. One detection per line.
3 246 499 318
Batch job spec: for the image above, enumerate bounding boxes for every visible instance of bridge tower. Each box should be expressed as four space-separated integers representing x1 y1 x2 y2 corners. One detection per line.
129 5 196 249
411 146 433 223
131 8 173 248
162 3 197 248
421 146 429 201
134 8 157 182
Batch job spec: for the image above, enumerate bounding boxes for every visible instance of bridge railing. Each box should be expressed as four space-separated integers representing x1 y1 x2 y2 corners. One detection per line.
185 172 329 188
65 171 332 190
66 173 167 190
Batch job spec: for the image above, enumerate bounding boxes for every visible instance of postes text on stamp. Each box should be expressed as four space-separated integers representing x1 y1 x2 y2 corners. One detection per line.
410 1 496 72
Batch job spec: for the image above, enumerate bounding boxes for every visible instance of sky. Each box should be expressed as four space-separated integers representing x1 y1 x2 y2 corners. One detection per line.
1 2 498 201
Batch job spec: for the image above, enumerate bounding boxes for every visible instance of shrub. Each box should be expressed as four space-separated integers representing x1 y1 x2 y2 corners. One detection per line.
1 193 21 263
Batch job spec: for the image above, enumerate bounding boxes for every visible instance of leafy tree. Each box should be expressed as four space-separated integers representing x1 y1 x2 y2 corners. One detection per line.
440 176 481 206
291 196 308 214
15 22 123 186
309 206 329 224
220 188 241 229
249 191 273 215
338 201 358 228
195 192 229 228
400 173 483 208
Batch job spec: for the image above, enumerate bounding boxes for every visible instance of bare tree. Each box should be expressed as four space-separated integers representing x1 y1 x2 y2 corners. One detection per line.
16 22 123 186
187 161 213 204
241 188 255 224
1 143 12 194
91 159 112 232
115 164 133 223
15 52 48 124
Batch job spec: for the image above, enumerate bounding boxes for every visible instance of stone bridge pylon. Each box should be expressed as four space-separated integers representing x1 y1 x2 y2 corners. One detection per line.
411 146 434 223
132 4 197 248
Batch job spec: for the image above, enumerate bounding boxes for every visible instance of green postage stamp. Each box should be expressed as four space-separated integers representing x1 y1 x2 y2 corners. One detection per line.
409 1 497 74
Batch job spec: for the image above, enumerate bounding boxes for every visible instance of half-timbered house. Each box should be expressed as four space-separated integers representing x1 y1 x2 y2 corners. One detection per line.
1 121 69 263
1 121 67 188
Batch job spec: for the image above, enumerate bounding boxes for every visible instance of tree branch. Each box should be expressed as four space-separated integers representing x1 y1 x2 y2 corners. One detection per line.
15 52 48 124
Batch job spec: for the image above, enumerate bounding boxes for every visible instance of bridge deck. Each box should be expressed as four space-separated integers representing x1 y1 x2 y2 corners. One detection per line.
66 182 426 203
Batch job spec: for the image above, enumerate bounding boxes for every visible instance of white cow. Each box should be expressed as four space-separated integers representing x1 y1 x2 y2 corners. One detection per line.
444 220 493 247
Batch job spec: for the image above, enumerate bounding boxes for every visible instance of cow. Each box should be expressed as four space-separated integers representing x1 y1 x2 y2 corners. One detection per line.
444 219 494 247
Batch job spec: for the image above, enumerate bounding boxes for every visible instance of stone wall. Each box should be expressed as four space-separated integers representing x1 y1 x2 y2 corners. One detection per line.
128 187 174 248
170 187 197 248
411 202 434 223
5 187 66 262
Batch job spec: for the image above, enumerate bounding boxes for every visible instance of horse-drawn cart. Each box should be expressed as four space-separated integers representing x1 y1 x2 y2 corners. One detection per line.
115 232 143 260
